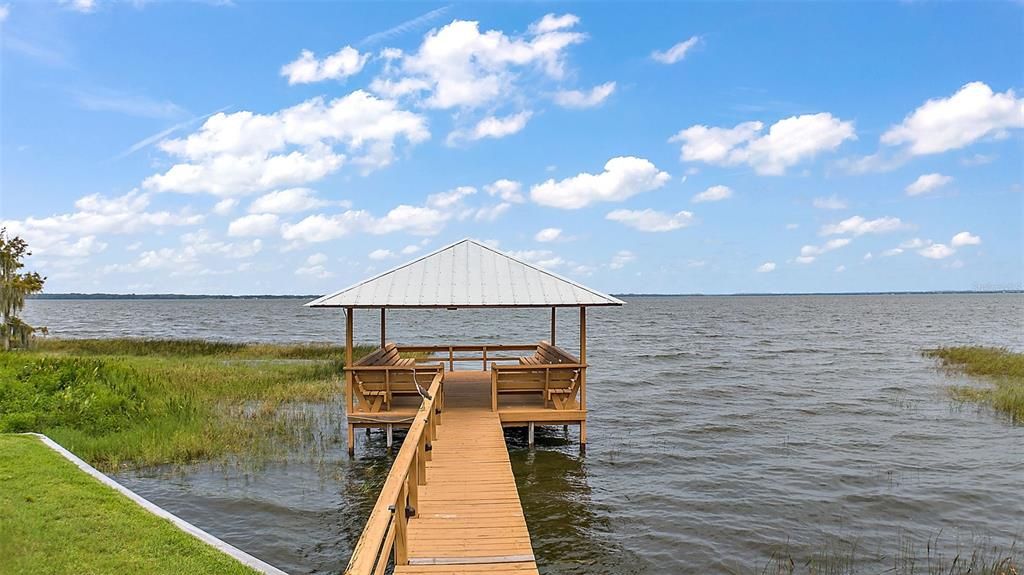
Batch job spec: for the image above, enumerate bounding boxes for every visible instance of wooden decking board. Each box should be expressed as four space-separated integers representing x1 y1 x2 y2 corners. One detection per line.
400 372 538 575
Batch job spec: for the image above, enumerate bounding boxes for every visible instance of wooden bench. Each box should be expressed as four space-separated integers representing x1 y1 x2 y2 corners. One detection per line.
348 343 443 413
491 341 585 410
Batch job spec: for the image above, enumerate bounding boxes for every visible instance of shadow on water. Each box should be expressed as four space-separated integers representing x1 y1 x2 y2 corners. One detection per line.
506 427 651 575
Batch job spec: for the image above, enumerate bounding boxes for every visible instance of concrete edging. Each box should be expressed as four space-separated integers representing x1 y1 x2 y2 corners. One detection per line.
23 433 289 575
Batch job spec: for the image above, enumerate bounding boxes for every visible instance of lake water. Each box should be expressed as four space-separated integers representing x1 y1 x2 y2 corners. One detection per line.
23 294 1024 574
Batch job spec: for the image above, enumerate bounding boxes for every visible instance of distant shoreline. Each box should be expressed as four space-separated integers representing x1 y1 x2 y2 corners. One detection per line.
27 290 1023 300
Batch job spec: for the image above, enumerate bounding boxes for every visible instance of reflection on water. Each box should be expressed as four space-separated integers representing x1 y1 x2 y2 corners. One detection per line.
26 294 1024 573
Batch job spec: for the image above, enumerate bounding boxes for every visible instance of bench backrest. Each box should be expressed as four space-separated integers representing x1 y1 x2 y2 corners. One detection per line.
493 364 580 391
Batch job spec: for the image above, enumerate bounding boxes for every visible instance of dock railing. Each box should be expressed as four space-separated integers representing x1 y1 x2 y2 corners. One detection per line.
398 343 539 371
344 369 445 575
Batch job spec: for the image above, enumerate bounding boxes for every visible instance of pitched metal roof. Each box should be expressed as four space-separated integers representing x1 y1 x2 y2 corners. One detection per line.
306 238 624 308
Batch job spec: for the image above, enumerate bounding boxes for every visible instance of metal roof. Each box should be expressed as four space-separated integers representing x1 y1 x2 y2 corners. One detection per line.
306 238 625 308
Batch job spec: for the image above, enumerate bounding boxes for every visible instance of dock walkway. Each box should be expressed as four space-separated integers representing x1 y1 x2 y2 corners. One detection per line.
394 372 538 574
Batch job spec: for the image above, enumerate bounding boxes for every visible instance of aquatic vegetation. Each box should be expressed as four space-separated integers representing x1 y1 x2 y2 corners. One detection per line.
0 434 260 575
0 338 375 470
924 346 1024 423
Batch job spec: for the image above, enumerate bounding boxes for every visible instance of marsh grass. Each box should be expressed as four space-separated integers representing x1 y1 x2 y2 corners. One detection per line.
0 338 376 470
924 346 1024 423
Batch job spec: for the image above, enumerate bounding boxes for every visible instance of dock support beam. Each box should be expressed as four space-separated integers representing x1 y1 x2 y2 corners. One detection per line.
346 307 355 456
550 307 556 346
386 424 393 449
528 422 535 448
380 308 386 348
579 306 587 450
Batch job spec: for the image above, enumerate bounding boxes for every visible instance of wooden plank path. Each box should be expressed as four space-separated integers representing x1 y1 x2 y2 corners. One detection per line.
393 373 538 575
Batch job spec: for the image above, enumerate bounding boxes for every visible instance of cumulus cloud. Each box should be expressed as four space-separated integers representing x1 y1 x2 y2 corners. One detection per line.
1 190 202 257
60 0 94 13
919 243 954 260
281 46 369 84
213 198 238 215
881 82 1024 155
0 5 9 22
609 250 635 269
606 209 694 232
447 111 532 145
296 252 334 278
757 261 776 273
534 227 562 242
427 186 477 209
651 36 701 64
692 184 732 203
368 248 394 260
813 195 847 210
473 203 512 222
905 173 953 196
370 16 585 109
820 215 907 236
796 238 851 264
554 82 616 108
281 205 448 243
508 249 564 269
249 188 333 213
670 113 855 175
227 213 280 237
484 179 525 203
144 91 429 196
530 156 670 209
951 231 981 247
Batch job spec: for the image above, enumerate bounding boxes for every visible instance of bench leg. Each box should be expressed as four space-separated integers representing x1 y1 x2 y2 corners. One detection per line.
347 423 354 456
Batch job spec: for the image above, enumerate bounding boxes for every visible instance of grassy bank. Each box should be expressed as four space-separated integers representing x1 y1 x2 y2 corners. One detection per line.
0 338 374 470
0 434 259 575
925 346 1024 423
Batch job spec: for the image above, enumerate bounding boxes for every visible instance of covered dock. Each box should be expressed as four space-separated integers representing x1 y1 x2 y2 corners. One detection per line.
306 238 622 574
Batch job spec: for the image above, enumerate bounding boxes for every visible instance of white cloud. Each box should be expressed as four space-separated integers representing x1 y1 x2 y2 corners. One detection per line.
281 46 369 85
1 190 202 257
535 227 562 242
531 156 670 209
529 13 580 34
368 248 394 260
306 253 328 266
919 243 955 260
606 209 694 232
905 173 953 196
757 262 776 273
900 238 929 249
144 90 429 196
881 248 903 257
508 249 564 269
820 216 906 236
401 244 421 255
248 188 332 214
951 231 981 247
281 204 448 243
812 195 847 210
692 184 732 203
213 198 238 215
73 89 184 119
796 238 851 263
785 223 799 230
61 0 94 13
227 213 280 237
484 179 525 203
120 231 263 276
371 16 585 110
427 186 477 209
296 252 334 278
835 265 846 273
609 250 635 269
448 111 532 145
0 5 9 22
881 82 1024 155
474 202 511 222
670 113 855 175
863 252 873 261
961 153 995 166
651 36 701 64
554 82 616 108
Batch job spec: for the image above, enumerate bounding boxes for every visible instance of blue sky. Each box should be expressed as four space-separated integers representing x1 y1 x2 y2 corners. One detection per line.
1 1 1021 295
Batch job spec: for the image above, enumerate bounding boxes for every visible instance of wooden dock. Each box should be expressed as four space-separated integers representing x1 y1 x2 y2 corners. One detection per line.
397 372 537 573
343 371 539 575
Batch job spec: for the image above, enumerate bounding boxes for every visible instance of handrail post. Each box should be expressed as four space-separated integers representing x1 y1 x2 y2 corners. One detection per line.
417 428 427 485
490 365 498 412
408 458 419 518
482 345 487 370
394 482 409 565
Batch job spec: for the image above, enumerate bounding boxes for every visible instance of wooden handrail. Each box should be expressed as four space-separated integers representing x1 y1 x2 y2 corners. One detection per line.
344 369 445 575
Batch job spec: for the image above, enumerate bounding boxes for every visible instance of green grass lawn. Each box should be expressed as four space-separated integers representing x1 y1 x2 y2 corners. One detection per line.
0 338 374 470
0 434 260 575
925 346 1024 423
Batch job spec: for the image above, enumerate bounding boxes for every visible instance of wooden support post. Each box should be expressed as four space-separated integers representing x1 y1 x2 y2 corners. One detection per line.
345 307 355 456
408 455 419 516
579 306 587 449
550 307 556 346
490 367 498 412
394 482 409 565
528 422 535 448
380 308 386 349
386 424 393 449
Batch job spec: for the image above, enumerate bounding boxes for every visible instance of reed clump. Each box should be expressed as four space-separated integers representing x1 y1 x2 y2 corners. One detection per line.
924 346 1024 423
0 338 375 470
